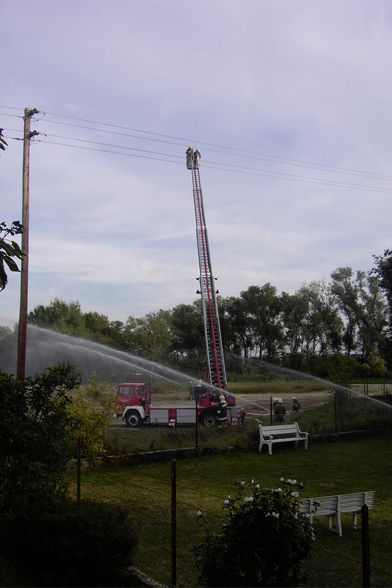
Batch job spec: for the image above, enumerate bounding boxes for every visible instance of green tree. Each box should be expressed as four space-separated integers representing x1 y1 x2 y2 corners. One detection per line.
301 281 343 356
372 249 392 331
29 298 85 334
128 310 172 361
280 291 310 366
330 268 361 355
220 296 254 359
170 302 204 358
356 272 388 359
240 284 283 360
0 221 23 291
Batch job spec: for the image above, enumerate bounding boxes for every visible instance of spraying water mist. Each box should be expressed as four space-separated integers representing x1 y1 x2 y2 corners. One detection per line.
0 325 391 430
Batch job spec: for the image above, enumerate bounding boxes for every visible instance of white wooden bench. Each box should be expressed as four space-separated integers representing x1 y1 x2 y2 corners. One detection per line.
257 422 309 455
299 491 376 536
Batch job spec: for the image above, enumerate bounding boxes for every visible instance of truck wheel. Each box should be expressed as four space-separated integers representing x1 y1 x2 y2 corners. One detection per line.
125 411 142 428
200 411 216 428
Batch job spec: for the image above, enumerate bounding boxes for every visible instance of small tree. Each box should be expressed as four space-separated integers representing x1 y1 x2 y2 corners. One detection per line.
196 478 314 587
67 373 117 459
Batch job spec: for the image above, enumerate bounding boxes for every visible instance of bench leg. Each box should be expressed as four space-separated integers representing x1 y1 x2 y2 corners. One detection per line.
327 514 342 536
327 515 334 532
352 513 358 529
337 513 343 536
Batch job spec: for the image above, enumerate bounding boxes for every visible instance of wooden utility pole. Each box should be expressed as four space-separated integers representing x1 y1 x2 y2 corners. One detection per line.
17 107 38 381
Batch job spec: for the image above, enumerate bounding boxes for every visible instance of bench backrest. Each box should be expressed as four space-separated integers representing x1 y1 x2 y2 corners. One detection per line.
300 495 338 516
300 491 375 516
338 491 376 512
259 424 298 436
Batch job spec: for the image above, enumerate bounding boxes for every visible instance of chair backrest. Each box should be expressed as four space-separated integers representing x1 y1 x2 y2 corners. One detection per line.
260 424 297 436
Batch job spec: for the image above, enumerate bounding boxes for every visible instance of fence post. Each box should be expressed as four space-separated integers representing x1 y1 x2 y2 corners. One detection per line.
195 393 199 450
270 396 273 425
171 459 177 587
333 390 338 433
76 435 81 502
361 504 370 588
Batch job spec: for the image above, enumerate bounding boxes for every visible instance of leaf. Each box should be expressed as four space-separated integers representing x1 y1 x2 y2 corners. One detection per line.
11 241 23 257
0 261 7 290
3 256 20 272
0 241 17 256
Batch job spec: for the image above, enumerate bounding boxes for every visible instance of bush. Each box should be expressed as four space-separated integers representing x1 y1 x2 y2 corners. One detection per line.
67 373 117 459
0 498 137 587
196 478 313 587
0 364 79 516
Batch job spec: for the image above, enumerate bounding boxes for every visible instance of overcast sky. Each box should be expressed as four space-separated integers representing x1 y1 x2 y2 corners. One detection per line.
1 0 392 326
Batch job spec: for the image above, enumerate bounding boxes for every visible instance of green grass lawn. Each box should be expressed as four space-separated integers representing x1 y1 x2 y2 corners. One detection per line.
68 433 392 587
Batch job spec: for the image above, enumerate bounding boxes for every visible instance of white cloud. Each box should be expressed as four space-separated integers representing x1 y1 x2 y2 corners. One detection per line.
1 0 392 323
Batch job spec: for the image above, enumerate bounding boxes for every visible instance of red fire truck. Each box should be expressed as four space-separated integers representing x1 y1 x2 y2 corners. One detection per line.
116 382 244 428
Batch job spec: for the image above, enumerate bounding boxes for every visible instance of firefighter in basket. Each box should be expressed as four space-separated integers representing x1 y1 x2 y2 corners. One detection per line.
217 393 228 425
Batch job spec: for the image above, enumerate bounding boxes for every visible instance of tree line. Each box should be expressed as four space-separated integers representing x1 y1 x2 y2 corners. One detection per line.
25 252 392 381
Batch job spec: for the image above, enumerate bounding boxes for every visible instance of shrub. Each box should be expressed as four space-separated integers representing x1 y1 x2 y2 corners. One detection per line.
67 373 117 459
196 478 313 587
0 498 137 587
0 364 79 516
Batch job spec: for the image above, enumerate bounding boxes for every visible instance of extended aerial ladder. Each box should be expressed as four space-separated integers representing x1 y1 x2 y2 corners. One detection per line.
186 146 227 391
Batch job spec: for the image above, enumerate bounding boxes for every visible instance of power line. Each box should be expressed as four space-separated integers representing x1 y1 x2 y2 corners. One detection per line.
3 105 392 191
35 108 392 181
3 106 392 181
39 132 184 161
36 138 184 166
34 136 392 195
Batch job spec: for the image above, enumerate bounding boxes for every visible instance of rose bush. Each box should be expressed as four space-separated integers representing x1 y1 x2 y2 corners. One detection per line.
196 478 314 587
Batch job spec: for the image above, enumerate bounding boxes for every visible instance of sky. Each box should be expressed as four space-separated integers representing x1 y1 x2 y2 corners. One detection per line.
1 0 392 326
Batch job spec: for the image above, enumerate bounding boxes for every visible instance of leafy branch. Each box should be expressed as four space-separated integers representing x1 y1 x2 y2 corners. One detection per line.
0 221 24 291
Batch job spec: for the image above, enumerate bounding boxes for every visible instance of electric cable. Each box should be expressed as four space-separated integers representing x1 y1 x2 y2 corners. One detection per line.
33 136 392 195
36 109 392 181
3 105 392 192
1 105 387 182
